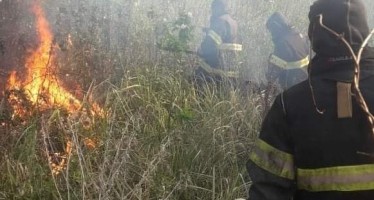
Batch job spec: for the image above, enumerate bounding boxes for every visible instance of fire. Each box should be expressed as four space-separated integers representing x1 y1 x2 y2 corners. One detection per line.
5 2 102 176
7 71 21 89
6 3 81 112
6 2 102 115
49 140 72 176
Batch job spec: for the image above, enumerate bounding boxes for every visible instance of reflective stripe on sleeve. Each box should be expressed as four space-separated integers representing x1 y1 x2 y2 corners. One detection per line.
269 54 309 70
249 139 295 180
297 164 374 192
218 43 243 51
207 30 242 51
207 30 223 45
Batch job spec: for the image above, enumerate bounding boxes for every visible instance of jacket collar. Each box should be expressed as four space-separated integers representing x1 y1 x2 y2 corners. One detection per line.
309 47 374 82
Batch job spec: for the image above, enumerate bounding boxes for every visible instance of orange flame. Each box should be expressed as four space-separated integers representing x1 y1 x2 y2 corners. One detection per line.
7 71 21 89
6 2 102 115
24 3 81 111
5 1 102 176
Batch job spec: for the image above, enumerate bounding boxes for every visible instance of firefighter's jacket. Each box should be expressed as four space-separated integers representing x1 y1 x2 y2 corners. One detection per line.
248 1 374 199
248 48 374 199
266 13 309 90
198 13 242 79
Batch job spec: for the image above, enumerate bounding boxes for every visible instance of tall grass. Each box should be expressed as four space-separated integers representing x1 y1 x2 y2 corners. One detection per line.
1 0 374 199
0 64 263 199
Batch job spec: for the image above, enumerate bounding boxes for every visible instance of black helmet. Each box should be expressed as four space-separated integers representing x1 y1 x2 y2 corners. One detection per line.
211 0 228 17
308 0 370 56
266 12 292 40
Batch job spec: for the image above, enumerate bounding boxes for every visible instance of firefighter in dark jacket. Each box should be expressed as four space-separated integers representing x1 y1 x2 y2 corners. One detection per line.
266 12 309 90
247 0 374 199
196 0 242 82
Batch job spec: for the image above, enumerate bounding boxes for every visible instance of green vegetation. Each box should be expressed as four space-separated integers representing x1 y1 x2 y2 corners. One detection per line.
1 0 374 199
0 65 264 199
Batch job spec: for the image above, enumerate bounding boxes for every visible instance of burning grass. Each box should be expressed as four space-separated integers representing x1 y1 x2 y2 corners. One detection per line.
0 1 280 199
0 64 266 199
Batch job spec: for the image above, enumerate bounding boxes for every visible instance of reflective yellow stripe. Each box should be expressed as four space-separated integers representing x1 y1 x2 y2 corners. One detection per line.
207 30 223 45
249 139 294 179
298 164 374 192
269 55 309 69
199 60 239 78
207 30 242 51
218 43 243 51
225 71 239 78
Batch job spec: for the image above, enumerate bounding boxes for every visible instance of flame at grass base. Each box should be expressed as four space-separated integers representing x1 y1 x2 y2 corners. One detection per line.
6 1 102 176
7 3 81 113
6 2 103 116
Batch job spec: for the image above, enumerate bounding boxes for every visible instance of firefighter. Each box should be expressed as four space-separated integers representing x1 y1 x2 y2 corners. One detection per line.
266 12 309 90
247 0 374 199
195 0 242 83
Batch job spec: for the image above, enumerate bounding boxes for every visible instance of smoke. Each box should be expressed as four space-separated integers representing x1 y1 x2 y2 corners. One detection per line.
0 0 373 88
0 1 37 95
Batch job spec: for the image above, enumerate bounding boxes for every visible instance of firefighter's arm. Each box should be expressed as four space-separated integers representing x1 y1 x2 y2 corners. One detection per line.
267 39 289 83
198 33 217 58
247 95 295 200
266 57 281 82
210 18 228 40
267 38 300 84
198 17 227 55
273 40 294 62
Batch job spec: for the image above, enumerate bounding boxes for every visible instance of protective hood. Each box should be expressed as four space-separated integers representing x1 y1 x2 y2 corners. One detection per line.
266 12 293 41
211 0 229 18
308 0 370 57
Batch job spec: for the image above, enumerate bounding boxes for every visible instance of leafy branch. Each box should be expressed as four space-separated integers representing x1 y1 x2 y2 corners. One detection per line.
157 12 195 53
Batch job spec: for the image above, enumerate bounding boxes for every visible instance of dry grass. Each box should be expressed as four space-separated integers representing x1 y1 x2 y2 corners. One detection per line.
0 65 264 199
0 0 373 199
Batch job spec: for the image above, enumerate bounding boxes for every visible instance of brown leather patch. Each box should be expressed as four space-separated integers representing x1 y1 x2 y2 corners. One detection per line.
337 82 352 118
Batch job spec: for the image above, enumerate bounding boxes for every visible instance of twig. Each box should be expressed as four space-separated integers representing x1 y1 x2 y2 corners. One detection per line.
308 19 325 114
41 117 64 200
316 14 374 134
357 29 374 62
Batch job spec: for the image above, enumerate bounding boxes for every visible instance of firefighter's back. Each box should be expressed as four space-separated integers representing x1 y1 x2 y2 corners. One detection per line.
282 51 374 199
